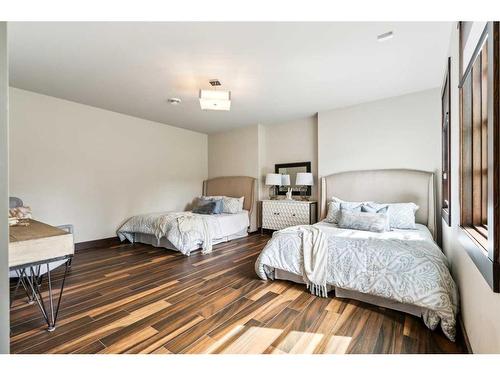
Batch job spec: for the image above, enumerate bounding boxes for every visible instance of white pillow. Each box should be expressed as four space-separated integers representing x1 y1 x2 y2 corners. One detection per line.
337 209 389 233
324 196 371 224
367 202 419 230
222 196 244 214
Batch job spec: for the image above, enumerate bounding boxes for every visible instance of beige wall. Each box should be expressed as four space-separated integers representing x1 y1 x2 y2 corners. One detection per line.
0 22 9 354
9 88 208 243
208 124 260 231
208 119 319 229
318 89 441 176
208 124 260 180
260 116 318 200
441 23 500 354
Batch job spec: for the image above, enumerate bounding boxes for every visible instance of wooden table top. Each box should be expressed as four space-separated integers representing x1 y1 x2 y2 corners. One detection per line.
9 219 68 243
9 219 74 269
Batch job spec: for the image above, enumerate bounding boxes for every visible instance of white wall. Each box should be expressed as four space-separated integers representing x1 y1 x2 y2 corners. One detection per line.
317 89 442 242
318 89 441 176
208 124 260 231
260 116 318 200
441 23 500 354
0 22 9 354
9 88 208 243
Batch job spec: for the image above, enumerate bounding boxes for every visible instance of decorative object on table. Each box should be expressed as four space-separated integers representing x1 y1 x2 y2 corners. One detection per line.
9 206 32 220
261 199 317 233
275 161 312 197
9 196 24 209
295 172 314 200
265 173 282 200
281 174 293 200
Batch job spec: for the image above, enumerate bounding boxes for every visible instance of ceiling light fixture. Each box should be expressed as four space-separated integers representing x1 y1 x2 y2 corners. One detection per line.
377 31 394 42
199 80 231 111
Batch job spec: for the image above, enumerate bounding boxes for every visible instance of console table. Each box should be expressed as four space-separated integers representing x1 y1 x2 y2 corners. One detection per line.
9 219 74 331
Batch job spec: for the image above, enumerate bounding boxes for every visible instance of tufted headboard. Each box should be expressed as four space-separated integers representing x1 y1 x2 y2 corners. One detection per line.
320 169 436 238
203 176 257 231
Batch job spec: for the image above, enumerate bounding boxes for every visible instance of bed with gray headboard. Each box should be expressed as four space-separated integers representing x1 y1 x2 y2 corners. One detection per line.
117 176 256 255
255 169 458 340
319 168 436 238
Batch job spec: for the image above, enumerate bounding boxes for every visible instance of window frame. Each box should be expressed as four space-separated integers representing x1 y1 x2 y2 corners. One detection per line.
458 22 500 292
441 57 452 226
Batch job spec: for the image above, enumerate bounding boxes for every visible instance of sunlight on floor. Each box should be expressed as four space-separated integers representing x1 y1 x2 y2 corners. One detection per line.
204 325 352 354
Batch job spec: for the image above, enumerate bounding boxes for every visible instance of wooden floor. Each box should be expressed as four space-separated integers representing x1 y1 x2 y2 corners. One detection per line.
10 233 467 354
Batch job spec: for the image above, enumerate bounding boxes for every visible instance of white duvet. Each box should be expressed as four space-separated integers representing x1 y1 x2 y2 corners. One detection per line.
255 221 459 341
117 210 249 255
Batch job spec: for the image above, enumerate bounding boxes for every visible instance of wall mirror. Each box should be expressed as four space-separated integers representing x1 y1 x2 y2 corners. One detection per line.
275 161 311 196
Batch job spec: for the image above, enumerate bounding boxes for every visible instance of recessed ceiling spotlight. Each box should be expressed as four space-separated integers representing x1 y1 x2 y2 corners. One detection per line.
167 97 182 105
377 31 394 42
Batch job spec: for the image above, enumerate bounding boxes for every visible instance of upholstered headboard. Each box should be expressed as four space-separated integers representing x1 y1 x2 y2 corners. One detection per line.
320 169 436 238
203 176 257 231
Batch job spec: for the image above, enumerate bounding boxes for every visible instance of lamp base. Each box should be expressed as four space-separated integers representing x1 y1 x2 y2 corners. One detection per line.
269 186 277 200
298 186 312 201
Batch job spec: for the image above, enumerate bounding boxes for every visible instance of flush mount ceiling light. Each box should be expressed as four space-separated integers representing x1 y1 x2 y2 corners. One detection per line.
199 79 231 111
377 31 394 42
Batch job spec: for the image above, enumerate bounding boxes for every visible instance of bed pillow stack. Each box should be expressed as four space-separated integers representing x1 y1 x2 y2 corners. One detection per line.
325 197 419 231
199 196 245 214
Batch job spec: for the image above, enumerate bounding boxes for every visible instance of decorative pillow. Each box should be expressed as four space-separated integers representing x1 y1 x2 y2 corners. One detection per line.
361 204 388 214
367 202 419 230
337 209 389 233
222 196 244 214
324 197 370 224
361 204 389 230
198 197 224 214
192 200 217 215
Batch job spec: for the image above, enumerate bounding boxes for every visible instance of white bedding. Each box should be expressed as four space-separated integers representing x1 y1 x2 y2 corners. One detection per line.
255 220 458 341
117 210 249 255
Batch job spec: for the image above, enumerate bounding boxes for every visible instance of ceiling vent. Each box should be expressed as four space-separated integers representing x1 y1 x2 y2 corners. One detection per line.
167 97 182 105
377 31 394 42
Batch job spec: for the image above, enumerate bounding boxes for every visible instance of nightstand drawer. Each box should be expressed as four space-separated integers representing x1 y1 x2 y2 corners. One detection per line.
261 200 316 231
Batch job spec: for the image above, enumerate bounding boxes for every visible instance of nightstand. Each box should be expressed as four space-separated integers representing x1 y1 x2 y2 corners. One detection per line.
261 200 317 233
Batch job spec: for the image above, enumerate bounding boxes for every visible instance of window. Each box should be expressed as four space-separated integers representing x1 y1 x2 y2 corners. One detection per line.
460 32 489 248
459 22 500 292
441 57 451 226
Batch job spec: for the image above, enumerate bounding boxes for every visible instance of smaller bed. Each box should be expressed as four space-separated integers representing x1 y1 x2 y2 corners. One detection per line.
117 176 256 255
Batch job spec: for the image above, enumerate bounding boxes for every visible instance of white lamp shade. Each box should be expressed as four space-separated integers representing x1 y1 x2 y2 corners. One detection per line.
281 174 291 186
295 172 314 186
199 89 231 111
265 173 282 186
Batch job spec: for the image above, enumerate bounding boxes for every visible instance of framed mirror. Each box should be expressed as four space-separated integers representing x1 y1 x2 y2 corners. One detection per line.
275 162 311 196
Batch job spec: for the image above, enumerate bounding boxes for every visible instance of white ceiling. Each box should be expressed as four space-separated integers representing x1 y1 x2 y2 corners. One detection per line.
8 22 452 134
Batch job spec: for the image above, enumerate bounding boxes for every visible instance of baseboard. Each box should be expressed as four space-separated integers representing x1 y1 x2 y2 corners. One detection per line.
458 314 473 353
75 236 121 251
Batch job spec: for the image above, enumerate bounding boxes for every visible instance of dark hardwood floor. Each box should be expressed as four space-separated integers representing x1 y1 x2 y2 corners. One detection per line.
10 233 467 354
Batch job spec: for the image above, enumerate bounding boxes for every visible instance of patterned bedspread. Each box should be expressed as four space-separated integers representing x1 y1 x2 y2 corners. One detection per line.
255 223 459 341
117 212 222 255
